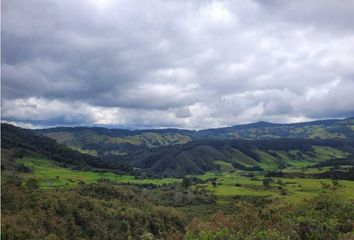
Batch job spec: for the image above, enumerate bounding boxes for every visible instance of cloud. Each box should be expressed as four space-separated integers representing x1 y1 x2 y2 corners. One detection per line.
2 0 354 129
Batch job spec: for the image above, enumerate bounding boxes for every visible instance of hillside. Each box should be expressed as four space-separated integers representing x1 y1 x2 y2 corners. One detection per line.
2 124 354 239
197 118 354 139
120 138 354 176
1 123 131 173
37 127 194 156
36 118 354 157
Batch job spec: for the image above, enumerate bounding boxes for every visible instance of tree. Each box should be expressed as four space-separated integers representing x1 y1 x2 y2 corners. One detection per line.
182 177 191 188
262 178 272 189
332 179 339 190
26 178 39 190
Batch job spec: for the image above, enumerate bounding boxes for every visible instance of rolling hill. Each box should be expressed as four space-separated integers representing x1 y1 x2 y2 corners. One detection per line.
4 119 354 177
120 138 354 176
36 118 354 157
1 123 132 173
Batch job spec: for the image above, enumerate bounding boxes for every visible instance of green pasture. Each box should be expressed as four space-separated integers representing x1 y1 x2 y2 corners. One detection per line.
17 157 180 188
312 146 349 160
196 172 354 204
12 157 354 206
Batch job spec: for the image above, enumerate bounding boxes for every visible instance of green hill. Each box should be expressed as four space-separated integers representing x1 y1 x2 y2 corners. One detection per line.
1 123 132 173
36 118 354 157
199 118 354 139
37 127 193 156
120 138 354 176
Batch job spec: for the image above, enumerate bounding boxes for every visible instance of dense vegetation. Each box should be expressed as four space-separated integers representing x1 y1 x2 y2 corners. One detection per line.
1 123 133 173
184 193 354 240
37 118 354 156
1 180 186 240
2 122 354 239
121 138 353 176
2 176 353 240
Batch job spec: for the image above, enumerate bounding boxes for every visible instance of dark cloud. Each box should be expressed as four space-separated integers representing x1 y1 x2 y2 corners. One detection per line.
2 0 354 129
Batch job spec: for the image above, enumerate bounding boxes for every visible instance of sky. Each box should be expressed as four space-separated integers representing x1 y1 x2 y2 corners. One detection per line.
2 0 354 129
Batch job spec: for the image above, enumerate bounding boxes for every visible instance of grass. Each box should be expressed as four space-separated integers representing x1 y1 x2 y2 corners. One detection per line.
195 171 354 204
312 146 349 160
246 147 350 171
228 149 259 166
214 160 234 171
254 150 279 170
17 157 181 188
14 157 354 206
70 146 98 156
274 150 313 168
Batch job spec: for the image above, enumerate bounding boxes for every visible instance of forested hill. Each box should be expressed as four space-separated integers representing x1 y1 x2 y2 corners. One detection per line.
1 123 131 173
197 118 354 139
120 138 354 177
36 118 354 156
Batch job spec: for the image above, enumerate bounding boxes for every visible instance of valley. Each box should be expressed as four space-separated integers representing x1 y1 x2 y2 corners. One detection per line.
11 156 354 203
2 121 354 239
3 1 354 239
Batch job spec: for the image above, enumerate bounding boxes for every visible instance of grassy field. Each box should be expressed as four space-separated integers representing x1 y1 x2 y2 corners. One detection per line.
17 157 180 188
196 171 354 204
254 146 349 171
13 157 354 206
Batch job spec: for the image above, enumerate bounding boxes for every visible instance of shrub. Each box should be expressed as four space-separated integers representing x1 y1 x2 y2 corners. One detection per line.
25 178 39 190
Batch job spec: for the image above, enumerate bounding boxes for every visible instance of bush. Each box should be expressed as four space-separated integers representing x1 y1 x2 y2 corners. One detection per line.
182 177 191 188
279 188 287 195
185 193 354 240
1 182 186 240
25 178 39 190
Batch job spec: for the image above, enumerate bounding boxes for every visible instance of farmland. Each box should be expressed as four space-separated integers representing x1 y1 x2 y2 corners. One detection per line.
14 157 354 205
16 157 181 188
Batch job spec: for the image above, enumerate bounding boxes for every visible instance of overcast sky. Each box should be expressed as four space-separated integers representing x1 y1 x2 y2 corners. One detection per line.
2 0 354 129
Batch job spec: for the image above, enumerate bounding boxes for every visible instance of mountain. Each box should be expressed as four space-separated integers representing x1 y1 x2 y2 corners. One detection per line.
197 118 354 139
37 127 195 156
1 123 132 173
3 122 354 177
36 118 354 157
120 138 354 177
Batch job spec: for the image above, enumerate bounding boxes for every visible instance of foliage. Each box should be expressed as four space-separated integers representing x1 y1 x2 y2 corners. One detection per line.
262 178 273 189
2 121 354 239
1 181 186 240
119 138 353 176
185 194 354 240
182 177 192 188
1 124 133 173
38 118 354 159
2 164 354 239
25 178 39 190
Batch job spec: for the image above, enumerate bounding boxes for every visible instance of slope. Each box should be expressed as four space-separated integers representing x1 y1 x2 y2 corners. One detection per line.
36 118 354 157
1 123 131 173
120 139 354 176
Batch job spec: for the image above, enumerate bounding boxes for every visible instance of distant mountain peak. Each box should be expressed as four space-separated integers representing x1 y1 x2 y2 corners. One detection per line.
230 120 280 130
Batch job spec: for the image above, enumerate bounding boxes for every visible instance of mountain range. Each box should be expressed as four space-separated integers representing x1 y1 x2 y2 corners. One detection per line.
37 118 354 157
2 118 354 177
1 123 132 173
